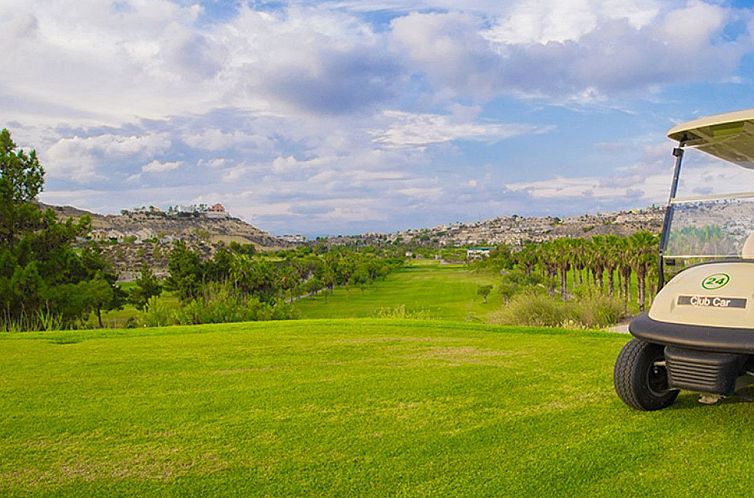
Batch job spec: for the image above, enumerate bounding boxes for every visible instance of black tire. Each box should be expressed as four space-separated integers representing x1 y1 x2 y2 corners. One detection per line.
614 339 679 411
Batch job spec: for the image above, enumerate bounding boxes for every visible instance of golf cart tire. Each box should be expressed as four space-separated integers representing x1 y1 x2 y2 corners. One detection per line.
614 339 679 411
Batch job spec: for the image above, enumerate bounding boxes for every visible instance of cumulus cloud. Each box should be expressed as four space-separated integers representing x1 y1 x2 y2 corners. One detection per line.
183 129 274 151
142 160 184 173
44 133 171 182
391 1 747 101
8 0 754 235
0 1 401 126
482 0 660 45
504 156 754 207
373 111 547 147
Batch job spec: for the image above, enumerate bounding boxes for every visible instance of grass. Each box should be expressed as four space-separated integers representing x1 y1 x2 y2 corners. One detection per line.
95 261 644 329
296 261 501 321
3 319 754 496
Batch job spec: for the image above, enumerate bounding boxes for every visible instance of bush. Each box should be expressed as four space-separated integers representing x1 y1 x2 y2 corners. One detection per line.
498 270 544 302
172 284 299 325
489 293 571 327
143 296 175 327
488 291 623 329
572 293 623 328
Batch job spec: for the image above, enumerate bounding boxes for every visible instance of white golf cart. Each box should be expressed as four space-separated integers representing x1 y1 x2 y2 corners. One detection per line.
615 109 754 410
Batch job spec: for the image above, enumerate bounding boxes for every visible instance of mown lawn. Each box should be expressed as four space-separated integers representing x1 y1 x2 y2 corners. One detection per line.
2 319 754 496
295 261 500 321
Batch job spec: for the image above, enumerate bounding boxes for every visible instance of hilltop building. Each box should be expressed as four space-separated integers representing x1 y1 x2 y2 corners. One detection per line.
466 247 493 260
206 203 229 219
280 234 307 243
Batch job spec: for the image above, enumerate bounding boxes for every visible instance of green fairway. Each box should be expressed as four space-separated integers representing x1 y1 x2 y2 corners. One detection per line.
3 320 754 496
295 261 501 321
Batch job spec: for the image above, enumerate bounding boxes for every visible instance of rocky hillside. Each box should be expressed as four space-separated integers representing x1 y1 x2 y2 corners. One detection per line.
40 203 289 280
42 203 285 248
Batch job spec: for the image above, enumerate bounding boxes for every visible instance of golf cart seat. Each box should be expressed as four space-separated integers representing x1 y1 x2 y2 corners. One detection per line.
743 233 754 259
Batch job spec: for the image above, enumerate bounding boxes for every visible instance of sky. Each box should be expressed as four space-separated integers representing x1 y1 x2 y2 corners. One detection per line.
5 0 754 236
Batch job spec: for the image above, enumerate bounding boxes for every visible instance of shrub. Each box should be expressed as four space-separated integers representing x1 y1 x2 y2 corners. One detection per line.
572 293 623 328
488 291 623 329
171 284 299 325
498 270 544 302
143 296 175 327
489 292 571 327
477 284 493 303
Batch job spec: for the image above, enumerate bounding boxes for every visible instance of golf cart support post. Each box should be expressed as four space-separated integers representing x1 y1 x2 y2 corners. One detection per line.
658 143 686 290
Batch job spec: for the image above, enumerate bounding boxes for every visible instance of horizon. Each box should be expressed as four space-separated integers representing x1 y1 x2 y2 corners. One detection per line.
7 0 754 235
45 199 663 239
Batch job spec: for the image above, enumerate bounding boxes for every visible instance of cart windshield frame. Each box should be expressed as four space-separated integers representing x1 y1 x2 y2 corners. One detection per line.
659 109 754 286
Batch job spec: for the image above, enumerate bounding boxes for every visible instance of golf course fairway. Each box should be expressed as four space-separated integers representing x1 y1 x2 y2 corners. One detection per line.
2 319 753 496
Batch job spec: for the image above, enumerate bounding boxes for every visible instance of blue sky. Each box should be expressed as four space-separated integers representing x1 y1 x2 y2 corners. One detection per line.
5 0 754 236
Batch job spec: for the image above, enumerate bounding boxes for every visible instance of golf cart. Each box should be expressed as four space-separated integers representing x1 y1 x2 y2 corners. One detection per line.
615 109 754 410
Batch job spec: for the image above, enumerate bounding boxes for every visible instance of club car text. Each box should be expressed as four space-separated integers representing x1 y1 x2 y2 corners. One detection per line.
677 295 747 309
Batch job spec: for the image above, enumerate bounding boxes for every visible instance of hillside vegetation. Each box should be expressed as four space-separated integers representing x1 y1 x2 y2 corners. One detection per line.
3 320 754 496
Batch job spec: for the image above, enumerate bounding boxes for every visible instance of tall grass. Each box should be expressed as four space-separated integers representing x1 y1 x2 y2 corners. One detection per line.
1 310 64 332
488 291 623 329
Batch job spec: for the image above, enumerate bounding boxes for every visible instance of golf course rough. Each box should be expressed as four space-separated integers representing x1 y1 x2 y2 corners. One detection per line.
3 319 754 496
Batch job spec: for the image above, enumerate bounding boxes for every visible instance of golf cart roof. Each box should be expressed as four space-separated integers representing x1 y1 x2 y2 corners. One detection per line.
668 109 754 168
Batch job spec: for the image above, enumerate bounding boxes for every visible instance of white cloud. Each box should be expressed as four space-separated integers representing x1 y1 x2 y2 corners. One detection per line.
142 160 183 173
7 0 754 236
483 0 659 45
221 166 249 182
373 111 546 147
0 1 396 128
206 158 228 169
391 2 747 101
183 129 274 151
271 155 330 174
395 187 443 200
505 159 754 204
44 133 171 182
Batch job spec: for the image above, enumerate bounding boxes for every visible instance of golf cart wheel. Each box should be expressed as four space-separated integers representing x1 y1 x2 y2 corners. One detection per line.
614 339 678 411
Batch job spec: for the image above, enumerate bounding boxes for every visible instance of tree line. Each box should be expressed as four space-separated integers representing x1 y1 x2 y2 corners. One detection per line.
476 232 660 312
131 241 405 326
0 129 126 330
0 128 404 331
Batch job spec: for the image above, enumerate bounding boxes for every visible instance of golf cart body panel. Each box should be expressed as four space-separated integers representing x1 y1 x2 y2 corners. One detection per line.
616 109 754 407
648 262 754 329
630 313 754 355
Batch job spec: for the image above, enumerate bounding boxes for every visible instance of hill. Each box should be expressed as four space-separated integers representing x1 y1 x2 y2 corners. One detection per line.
3 319 754 496
42 203 285 248
325 206 664 247
43 202 664 250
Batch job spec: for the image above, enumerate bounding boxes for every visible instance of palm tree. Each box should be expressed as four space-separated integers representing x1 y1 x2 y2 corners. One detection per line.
552 238 574 301
571 238 588 289
589 236 608 291
533 241 557 296
630 231 659 312
516 243 538 276
616 237 633 313
602 234 620 298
